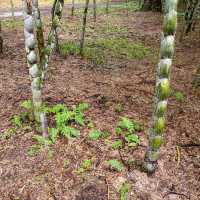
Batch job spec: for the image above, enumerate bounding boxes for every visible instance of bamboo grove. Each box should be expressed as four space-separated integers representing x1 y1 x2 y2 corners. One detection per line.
0 0 199 174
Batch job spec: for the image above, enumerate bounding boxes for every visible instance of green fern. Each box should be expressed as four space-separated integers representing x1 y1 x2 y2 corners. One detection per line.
61 126 80 138
20 100 33 110
10 115 22 128
50 103 68 113
77 159 93 173
48 128 59 143
107 159 124 172
88 129 102 140
125 134 140 147
32 135 52 146
111 139 123 149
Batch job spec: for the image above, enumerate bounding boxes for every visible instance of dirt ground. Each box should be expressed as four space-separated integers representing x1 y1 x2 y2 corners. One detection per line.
0 7 200 200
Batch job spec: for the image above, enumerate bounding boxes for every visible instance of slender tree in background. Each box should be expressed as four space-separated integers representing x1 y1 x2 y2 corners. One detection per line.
181 0 200 38
51 0 64 52
22 0 48 137
44 0 64 73
32 0 45 75
80 0 89 55
71 0 75 16
0 20 3 54
192 66 200 87
10 0 15 22
143 0 178 173
106 0 109 14
93 0 97 22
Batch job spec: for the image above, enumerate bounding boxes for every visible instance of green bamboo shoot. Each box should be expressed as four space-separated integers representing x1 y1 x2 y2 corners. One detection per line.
143 0 178 173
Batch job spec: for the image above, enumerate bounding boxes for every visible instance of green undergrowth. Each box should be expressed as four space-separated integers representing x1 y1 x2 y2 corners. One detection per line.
2 100 143 172
2 19 24 29
59 38 150 66
120 182 131 200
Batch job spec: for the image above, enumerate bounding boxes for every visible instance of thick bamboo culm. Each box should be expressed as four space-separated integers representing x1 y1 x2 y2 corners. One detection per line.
144 0 178 173
32 0 45 73
22 0 48 137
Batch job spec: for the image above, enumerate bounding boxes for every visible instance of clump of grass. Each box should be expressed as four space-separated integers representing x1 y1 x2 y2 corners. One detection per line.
2 20 23 29
59 41 80 57
107 159 124 172
76 159 93 173
174 91 184 102
96 38 150 59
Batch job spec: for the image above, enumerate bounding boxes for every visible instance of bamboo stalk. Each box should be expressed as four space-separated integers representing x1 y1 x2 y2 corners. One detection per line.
32 0 45 73
22 0 48 137
143 0 178 173
44 0 64 75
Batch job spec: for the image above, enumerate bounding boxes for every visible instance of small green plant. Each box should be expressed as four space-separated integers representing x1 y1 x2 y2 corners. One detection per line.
107 159 124 172
27 144 42 157
32 135 52 146
83 46 105 65
48 128 59 143
88 129 110 140
120 183 131 200
46 102 89 140
20 100 33 110
2 20 24 29
0 128 17 140
88 129 102 140
24 102 89 154
102 130 110 138
115 117 141 147
125 134 140 147
11 115 22 128
174 91 184 102
77 159 93 173
59 41 80 57
116 117 141 134
111 139 123 149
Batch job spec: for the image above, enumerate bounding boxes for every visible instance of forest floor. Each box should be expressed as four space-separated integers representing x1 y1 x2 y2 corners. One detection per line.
0 4 200 200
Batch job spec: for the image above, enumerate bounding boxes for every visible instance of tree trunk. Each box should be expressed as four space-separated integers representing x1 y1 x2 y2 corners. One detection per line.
143 0 178 173
22 0 48 137
51 0 64 52
44 0 64 72
0 20 3 54
80 0 89 55
142 0 162 12
106 0 109 14
71 0 75 16
93 0 97 22
10 0 15 22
